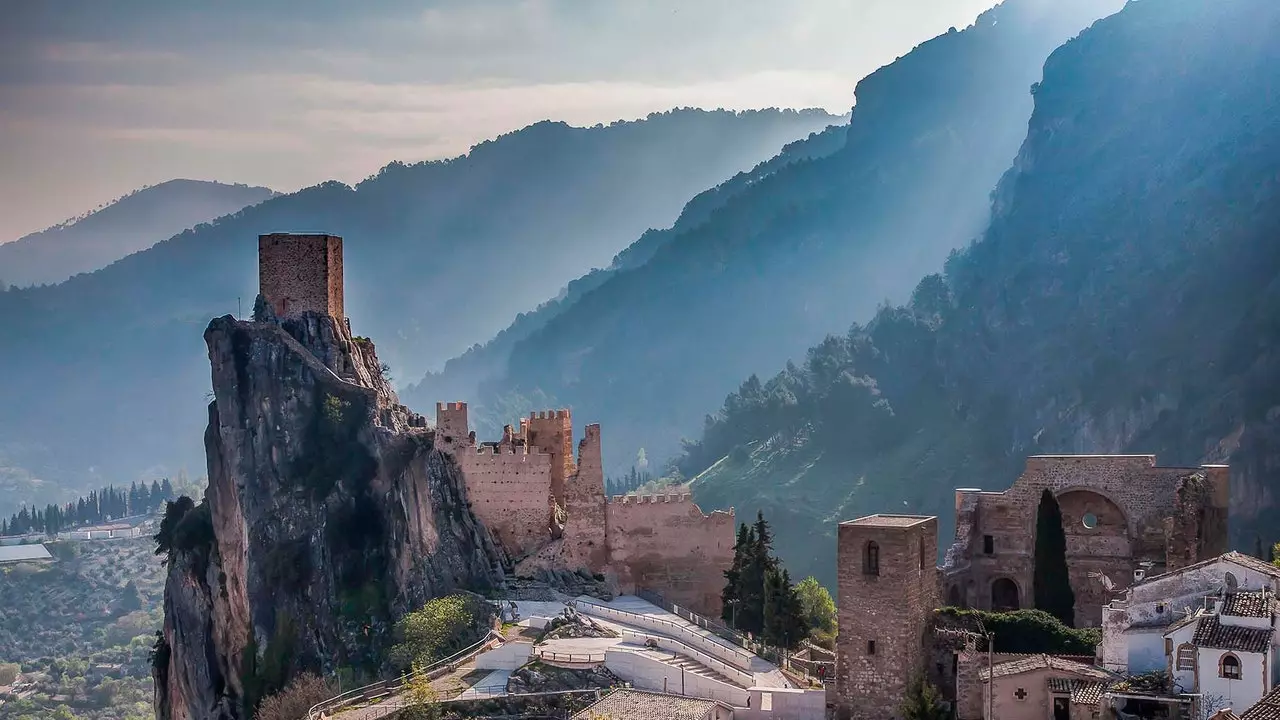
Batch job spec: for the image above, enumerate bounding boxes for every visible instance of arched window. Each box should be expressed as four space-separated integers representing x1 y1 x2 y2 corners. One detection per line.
864 541 880 576
1176 644 1196 671
1220 653 1242 680
992 578 1020 611
947 585 963 608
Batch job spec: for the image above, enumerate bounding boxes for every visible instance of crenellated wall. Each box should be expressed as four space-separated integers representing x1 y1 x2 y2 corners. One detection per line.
606 492 736 615
434 402 735 615
435 402 554 559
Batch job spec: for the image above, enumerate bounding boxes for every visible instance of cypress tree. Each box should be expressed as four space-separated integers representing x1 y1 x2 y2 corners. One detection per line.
1033 489 1075 627
721 523 751 625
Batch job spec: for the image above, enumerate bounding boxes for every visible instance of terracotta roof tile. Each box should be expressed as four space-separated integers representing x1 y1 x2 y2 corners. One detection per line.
980 654 1115 682
571 689 723 720
1241 686 1280 720
1223 591 1274 618
1047 678 1109 705
1193 615 1274 654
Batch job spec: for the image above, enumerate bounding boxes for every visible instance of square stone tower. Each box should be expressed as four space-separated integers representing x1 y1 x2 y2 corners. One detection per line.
835 514 940 720
258 233 344 319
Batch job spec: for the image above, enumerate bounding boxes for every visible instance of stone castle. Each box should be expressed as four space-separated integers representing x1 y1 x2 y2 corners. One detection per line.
832 455 1231 720
258 233 736 616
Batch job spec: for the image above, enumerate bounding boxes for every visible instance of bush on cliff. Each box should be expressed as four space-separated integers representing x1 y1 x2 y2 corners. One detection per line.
389 593 495 670
253 672 335 720
935 607 1099 655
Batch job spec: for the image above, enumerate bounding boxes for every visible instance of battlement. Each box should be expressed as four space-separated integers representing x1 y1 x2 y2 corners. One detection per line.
608 493 695 505
258 233 344 319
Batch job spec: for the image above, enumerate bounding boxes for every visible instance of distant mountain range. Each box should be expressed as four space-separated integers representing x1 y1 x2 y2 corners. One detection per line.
408 0 1125 479
681 0 1280 588
0 108 838 516
0 180 277 287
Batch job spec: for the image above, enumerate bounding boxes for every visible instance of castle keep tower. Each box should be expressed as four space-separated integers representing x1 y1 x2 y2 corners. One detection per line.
258 233 344 319
835 514 940 720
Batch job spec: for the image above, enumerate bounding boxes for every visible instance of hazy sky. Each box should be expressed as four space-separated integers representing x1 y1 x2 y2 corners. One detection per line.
1 0 999 241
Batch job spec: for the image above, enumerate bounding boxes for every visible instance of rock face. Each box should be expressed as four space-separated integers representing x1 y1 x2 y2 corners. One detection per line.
153 306 507 720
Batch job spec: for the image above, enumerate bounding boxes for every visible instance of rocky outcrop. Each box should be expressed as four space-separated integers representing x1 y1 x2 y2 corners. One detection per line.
154 304 507 720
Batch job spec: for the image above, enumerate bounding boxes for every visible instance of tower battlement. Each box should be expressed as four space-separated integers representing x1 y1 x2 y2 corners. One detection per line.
258 233 344 319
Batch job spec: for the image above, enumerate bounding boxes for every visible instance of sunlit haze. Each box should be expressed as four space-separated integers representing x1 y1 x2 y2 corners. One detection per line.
1 0 999 240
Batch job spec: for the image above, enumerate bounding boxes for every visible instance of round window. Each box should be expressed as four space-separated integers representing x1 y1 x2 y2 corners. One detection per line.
1082 512 1099 529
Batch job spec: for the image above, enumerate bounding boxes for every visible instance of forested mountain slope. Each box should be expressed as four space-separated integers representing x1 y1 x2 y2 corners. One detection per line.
0 180 276 288
683 0 1280 589
0 109 834 515
466 0 1123 475
400 123 851 420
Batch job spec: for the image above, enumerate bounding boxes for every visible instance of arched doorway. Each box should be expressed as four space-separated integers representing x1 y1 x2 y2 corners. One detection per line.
992 578 1020 611
947 585 963 608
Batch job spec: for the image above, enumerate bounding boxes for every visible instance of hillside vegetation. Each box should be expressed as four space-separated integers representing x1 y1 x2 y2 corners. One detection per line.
0 538 164 720
0 109 836 511
0 180 276 288
682 0 1280 588
449 0 1123 473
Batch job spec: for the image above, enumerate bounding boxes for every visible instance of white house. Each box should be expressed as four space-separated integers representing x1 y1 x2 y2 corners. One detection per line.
1161 589 1276 713
1101 552 1280 676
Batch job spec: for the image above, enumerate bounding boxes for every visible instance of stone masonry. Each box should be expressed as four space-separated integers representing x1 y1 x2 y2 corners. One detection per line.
436 402 736 617
258 233 344 319
941 455 1229 627
834 515 940 720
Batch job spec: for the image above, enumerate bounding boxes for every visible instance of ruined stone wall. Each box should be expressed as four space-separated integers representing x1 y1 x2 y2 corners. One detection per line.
524 411 575 508
605 493 735 617
562 425 609 571
941 456 1231 627
258 233 344 319
834 515 940 720
435 402 553 559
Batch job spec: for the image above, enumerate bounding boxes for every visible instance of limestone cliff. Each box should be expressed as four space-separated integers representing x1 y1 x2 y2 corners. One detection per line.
153 304 507 720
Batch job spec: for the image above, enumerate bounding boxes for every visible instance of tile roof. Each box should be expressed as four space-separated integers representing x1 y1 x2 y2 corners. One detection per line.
1223 591 1274 618
571 689 722 720
1193 615 1274 654
980 654 1115 682
1047 678 1109 705
1241 686 1280 720
1139 552 1280 586
1214 710 1242 720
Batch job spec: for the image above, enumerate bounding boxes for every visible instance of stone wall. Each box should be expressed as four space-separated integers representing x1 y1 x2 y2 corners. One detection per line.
524 410 575 508
562 425 609 571
834 515 940 720
434 402 734 614
436 403 554 559
941 456 1231 627
258 233 344 319
605 493 735 616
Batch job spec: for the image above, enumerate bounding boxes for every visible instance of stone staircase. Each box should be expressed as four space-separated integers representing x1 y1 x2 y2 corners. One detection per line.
631 646 738 686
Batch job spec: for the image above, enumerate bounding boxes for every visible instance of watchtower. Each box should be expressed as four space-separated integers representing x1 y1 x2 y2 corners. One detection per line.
524 410 575 508
435 402 472 449
835 514 940 720
258 233 344 319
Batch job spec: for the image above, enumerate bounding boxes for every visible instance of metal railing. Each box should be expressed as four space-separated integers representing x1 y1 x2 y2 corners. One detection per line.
306 630 503 719
534 649 607 664
614 628 756 688
572 598 755 673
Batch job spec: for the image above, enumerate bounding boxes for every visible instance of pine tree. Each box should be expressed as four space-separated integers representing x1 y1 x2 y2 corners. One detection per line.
901 674 949 720
1033 489 1076 627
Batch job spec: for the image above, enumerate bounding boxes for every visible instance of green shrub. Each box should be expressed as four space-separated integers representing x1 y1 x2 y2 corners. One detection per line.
389 594 495 670
936 607 1099 655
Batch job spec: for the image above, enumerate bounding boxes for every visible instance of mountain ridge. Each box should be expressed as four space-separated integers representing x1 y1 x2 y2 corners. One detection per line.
681 0 1280 589
445 0 1124 476
0 179 277 287
0 108 838 517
